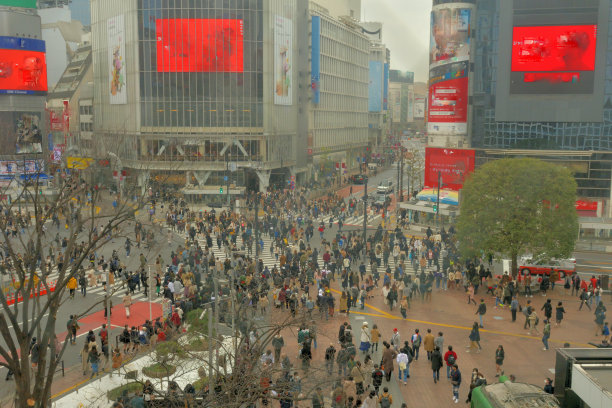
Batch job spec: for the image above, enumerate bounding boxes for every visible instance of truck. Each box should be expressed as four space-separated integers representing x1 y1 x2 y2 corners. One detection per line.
470 381 560 408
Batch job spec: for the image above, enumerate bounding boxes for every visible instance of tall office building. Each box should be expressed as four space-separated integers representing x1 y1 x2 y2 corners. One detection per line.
308 1 370 176
430 0 612 215
0 1 48 191
91 0 307 201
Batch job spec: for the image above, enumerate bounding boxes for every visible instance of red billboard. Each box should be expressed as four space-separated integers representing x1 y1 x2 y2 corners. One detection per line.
511 25 597 73
424 147 475 191
428 76 468 123
156 19 244 73
0 49 48 94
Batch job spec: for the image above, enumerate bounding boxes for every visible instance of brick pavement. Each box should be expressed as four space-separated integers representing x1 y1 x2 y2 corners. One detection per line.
269 279 601 407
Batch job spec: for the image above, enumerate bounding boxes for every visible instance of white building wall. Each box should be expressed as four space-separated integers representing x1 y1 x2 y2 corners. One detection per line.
39 7 73 87
310 5 369 168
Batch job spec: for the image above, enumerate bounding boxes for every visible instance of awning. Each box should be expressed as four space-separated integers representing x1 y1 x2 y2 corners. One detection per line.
399 200 459 216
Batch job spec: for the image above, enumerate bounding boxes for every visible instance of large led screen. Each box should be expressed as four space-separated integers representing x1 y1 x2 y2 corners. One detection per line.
511 25 597 72
156 19 244 73
0 37 48 95
510 24 598 94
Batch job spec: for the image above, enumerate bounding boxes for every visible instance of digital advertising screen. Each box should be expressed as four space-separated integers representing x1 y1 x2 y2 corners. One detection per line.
424 147 475 191
430 6 472 68
510 24 597 94
511 25 597 72
0 37 48 95
428 61 468 125
156 19 244 73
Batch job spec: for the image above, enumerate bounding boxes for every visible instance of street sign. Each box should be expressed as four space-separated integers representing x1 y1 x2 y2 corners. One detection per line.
223 176 228 181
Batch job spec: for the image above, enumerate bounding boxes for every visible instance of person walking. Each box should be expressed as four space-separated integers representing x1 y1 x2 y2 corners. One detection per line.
272 333 285 364
595 301 607 336
476 299 487 328
381 343 397 382
510 296 519 322
371 324 380 353
88 345 101 379
528 309 539 335
467 284 476 305
424 329 435 361
411 329 422 360
123 292 132 319
378 387 393 408
450 364 462 403
431 346 443 383
80 341 90 376
542 319 551 351
495 345 505 377
396 349 409 385
541 299 553 322
359 322 371 354
555 301 566 327
444 345 457 379
467 322 481 353
325 343 336 375
579 288 591 311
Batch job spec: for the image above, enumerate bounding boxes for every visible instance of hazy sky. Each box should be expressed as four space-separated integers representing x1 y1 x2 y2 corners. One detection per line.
362 0 432 82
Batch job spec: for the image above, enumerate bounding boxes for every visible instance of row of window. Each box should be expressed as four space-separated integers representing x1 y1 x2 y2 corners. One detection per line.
313 111 368 130
312 128 368 150
141 101 263 128
317 91 367 112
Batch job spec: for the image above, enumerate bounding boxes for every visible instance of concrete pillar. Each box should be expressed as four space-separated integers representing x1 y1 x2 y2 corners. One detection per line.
256 170 271 193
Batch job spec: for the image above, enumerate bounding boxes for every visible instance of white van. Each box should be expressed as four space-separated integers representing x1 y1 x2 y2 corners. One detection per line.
377 180 393 194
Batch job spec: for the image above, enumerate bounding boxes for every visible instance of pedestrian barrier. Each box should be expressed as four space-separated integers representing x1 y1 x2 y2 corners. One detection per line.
3 280 57 306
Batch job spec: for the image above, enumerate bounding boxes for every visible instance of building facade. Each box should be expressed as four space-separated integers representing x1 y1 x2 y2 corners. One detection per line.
308 2 370 179
430 0 612 215
0 1 48 193
91 0 304 200
388 70 415 136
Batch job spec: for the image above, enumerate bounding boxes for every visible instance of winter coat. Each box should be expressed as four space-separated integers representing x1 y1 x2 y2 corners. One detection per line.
431 349 443 371
424 333 435 352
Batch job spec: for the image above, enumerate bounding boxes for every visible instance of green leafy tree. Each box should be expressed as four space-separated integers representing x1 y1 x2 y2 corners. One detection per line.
457 158 578 277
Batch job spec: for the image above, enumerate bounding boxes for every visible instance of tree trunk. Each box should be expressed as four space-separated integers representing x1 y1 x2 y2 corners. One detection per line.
511 253 518 279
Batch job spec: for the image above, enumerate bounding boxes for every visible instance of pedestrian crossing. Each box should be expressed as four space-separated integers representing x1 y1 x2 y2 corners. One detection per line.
197 233 444 278
312 213 383 227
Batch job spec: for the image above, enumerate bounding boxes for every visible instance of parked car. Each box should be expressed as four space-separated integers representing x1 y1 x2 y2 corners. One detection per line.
518 256 576 278
349 174 368 184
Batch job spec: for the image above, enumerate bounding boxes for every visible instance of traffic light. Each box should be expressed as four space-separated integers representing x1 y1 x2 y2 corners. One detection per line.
433 204 438 213
220 187 224 194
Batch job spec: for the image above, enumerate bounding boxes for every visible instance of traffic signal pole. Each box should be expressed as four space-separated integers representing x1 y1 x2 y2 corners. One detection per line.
363 179 368 261
436 170 441 228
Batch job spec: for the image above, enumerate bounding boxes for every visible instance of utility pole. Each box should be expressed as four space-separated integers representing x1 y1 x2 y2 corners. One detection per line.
362 179 368 261
399 148 404 202
436 170 441 228
396 151 400 199
254 193 259 259
225 151 230 207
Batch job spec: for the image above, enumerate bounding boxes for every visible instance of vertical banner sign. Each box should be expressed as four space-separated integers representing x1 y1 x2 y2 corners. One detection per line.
383 63 389 111
369 61 383 112
428 4 473 136
274 16 293 105
311 16 321 104
108 15 127 105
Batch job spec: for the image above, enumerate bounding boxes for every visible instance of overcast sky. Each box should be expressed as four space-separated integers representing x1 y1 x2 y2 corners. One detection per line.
362 0 432 82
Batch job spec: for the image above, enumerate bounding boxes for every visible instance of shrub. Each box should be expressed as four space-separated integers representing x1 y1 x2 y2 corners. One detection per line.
107 382 143 401
142 363 177 378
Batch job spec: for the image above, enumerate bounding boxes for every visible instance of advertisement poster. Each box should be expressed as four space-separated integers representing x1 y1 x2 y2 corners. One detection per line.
0 111 43 154
424 147 475 190
274 16 293 105
108 15 127 105
428 61 469 124
156 19 244 73
311 16 321 104
369 61 383 112
414 97 426 118
0 37 48 95
430 7 471 68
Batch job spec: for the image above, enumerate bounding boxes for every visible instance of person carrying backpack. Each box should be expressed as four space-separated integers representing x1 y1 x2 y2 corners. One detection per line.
371 364 384 395
444 345 457 379
379 387 393 408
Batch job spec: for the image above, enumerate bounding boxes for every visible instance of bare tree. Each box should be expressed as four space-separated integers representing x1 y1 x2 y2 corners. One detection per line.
0 169 149 408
